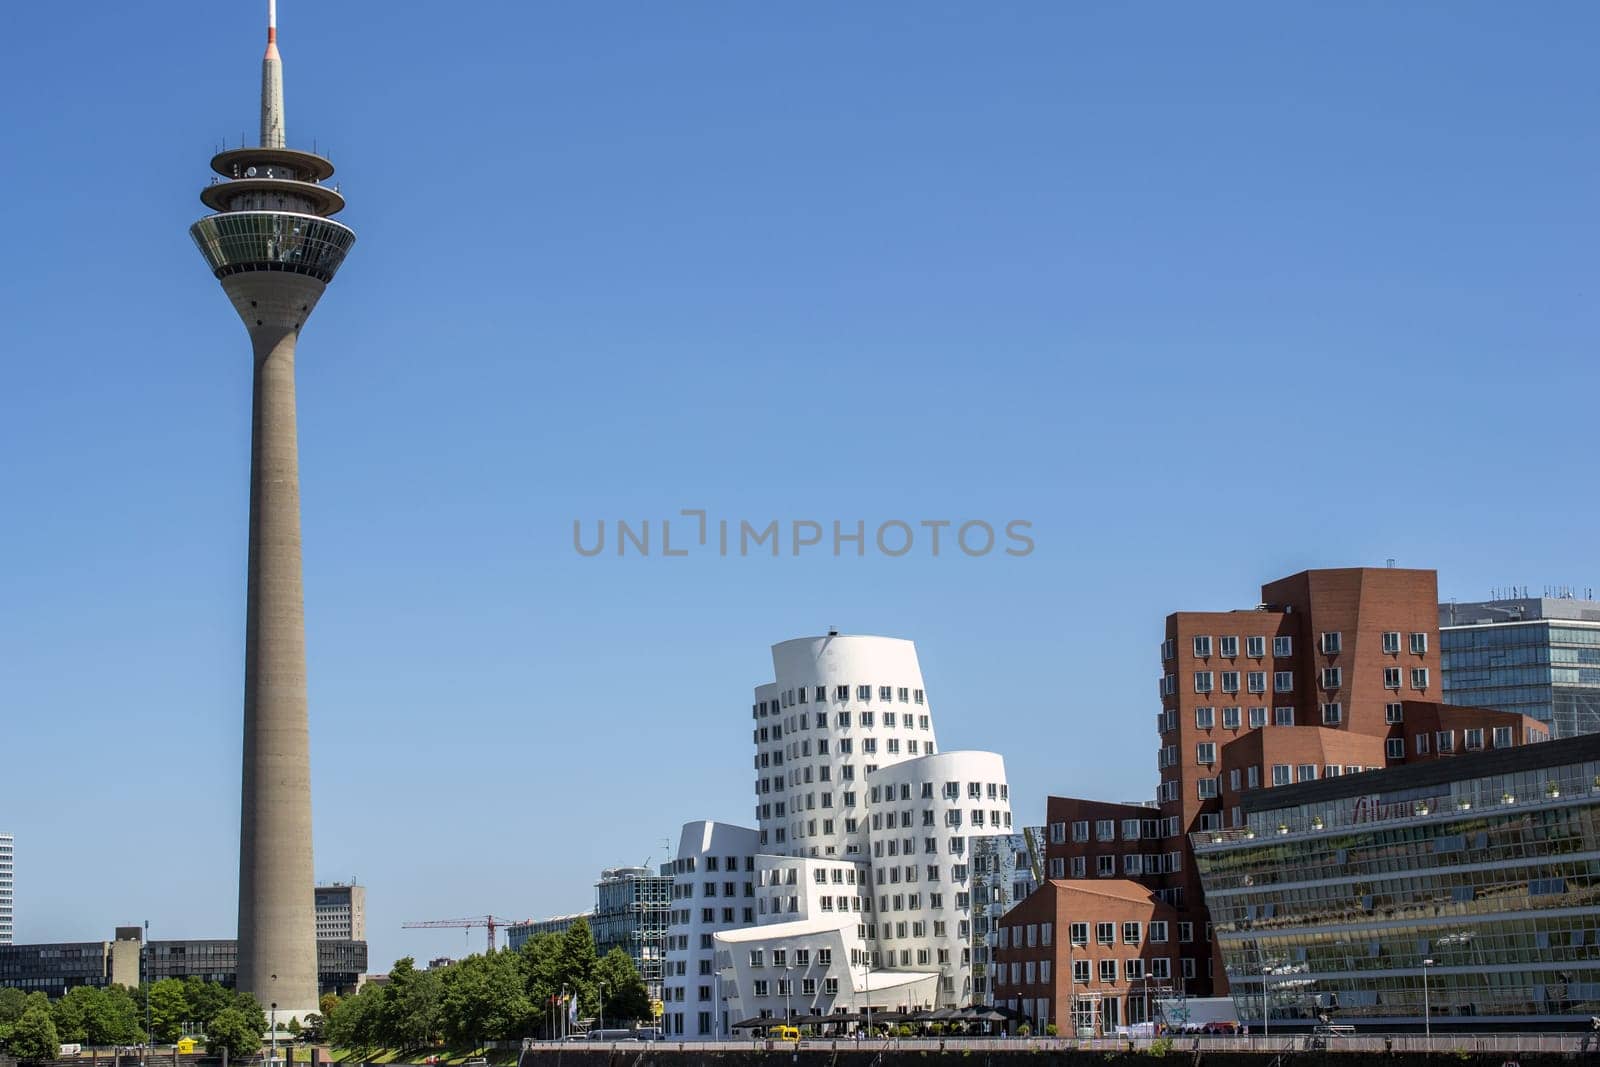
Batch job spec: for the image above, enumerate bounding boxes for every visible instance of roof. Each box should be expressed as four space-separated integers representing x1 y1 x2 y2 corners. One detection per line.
1046 878 1162 905
714 917 853 943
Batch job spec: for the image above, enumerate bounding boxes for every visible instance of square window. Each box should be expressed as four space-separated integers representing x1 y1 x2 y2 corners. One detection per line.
1321 667 1341 689
1410 632 1428 654
1411 667 1429 691
1274 707 1295 727
1271 764 1290 786
1415 733 1430 755
1273 636 1293 657
1382 631 1401 654
1320 632 1341 654
1248 706 1267 728
1247 671 1266 693
1222 706 1241 729
1195 706 1214 729
1194 671 1214 694
1386 737 1404 760
1297 763 1317 782
1465 728 1484 751
1274 671 1294 693
1321 702 1342 725
1494 726 1512 748
1221 671 1240 693
1197 742 1217 764
1385 702 1404 724
1436 730 1454 753
1193 636 1212 658
1384 667 1402 689
1219 636 1239 658
1246 636 1265 658
1197 776 1218 798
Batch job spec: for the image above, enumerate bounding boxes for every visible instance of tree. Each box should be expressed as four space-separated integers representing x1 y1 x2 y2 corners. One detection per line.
146 979 190 1044
325 984 383 1057
379 957 443 1050
205 1008 263 1062
438 952 530 1047
182 976 235 1034
594 948 650 1025
7 1004 60 1064
52 986 143 1047
286 1017 302 1038
319 993 340 1020
0 989 30 1027
557 920 598 1005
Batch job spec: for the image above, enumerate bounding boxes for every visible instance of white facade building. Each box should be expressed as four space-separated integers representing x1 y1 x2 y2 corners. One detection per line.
0 834 11 944
666 635 1015 1036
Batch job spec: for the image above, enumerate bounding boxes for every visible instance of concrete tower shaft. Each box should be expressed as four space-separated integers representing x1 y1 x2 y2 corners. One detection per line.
189 0 353 1021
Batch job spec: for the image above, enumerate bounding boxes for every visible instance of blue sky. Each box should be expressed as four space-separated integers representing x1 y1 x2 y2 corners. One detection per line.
1 0 1596 969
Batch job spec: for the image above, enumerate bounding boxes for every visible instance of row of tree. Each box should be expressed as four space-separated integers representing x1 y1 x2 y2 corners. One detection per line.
325 918 650 1053
0 978 268 1064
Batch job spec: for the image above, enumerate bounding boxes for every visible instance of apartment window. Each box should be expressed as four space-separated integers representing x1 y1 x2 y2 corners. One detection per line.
1193 636 1212 658
1494 726 1513 749
1195 706 1215 729
1071 856 1086 878
1126 959 1145 980
1096 922 1115 945
1097 855 1114 877
1099 959 1118 984
1247 765 1260 788
1297 764 1317 782
1273 636 1293 657
1149 921 1168 943
1320 632 1342 654
1382 631 1401 654
1321 667 1341 690
1073 960 1090 984
1411 667 1430 691
1222 706 1241 729
1182 959 1196 980
1048 857 1065 879
1096 819 1116 841
1465 728 1484 751
1196 742 1217 765
1197 776 1218 799
1384 666 1402 689
1384 701 1404 724
1220 671 1240 693
1072 821 1089 842
897 687 909 703
1271 764 1290 786
1122 921 1141 944
1194 671 1214 694
878 685 892 701
1416 733 1430 755
1248 706 1267 728
1219 636 1239 658
1274 706 1294 727
857 685 871 700
1386 737 1404 760
1246 636 1265 658
1274 671 1294 693
914 689 925 704
1436 730 1455 754
1247 671 1266 694
1150 958 1171 980
1410 632 1428 654
1161 638 1175 661
1321 702 1342 725
1179 923 1194 943
1070 922 1089 945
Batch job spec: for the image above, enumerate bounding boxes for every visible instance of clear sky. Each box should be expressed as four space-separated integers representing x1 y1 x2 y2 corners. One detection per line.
1 0 1596 970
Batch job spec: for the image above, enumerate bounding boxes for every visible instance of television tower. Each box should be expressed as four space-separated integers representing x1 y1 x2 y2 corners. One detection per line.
189 0 354 1019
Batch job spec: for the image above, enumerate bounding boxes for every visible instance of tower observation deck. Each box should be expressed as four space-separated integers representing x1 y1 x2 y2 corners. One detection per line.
189 0 354 1022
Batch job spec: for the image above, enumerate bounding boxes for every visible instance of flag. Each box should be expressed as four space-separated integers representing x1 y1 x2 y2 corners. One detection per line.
567 994 578 1025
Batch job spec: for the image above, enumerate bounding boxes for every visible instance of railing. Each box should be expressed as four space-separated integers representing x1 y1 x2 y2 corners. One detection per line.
514 1032 1600 1054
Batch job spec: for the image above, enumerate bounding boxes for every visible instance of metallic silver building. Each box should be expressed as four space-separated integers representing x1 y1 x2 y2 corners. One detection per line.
190 0 355 1020
1195 732 1600 1030
592 866 671 1003
1441 593 1600 738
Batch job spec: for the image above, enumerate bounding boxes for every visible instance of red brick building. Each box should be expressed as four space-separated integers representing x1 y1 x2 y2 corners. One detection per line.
1041 568 1547 1000
992 880 1178 1035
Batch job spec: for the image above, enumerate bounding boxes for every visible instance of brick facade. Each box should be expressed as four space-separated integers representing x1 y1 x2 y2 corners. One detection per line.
1044 568 1548 997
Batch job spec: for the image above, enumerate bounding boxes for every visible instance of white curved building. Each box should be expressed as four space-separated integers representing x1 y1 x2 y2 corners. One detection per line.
665 634 1014 1036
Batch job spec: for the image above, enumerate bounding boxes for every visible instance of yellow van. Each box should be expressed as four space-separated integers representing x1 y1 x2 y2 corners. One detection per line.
770 1026 801 1042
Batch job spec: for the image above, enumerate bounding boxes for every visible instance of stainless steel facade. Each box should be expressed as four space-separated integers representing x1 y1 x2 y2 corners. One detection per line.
1194 733 1600 1029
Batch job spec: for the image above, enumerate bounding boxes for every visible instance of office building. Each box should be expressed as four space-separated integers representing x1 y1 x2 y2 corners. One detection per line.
190 0 357 1020
0 834 12 945
506 913 592 952
0 926 366 997
993 879 1180 1035
969 831 1041 1006
315 883 366 942
1441 592 1600 738
664 634 1017 1036
592 866 671 1002
1195 731 1600 1029
1046 568 1546 998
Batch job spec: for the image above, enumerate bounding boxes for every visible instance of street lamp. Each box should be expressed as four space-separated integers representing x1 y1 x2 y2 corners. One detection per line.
598 981 605 1036
143 921 151 1067
270 1002 278 1067
784 963 793 1024
1421 959 1435 1039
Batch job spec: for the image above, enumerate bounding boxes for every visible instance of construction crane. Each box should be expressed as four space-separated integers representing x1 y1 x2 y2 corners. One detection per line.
401 915 522 954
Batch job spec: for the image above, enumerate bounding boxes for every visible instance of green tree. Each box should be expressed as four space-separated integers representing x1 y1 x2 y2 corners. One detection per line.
7 1003 61 1064
53 986 143 1047
182 977 235 1033
439 952 530 1047
379 957 443 1050
286 1017 302 1038
319 993 340 1020
594 948 651 1025
205 1007 263 1062
146 979 190 1044
0 988 30 1027
557 919 598 1005
324 984 383 1057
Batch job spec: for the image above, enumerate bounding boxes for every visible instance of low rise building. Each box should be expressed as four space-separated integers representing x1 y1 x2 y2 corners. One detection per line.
992 880 1180 1035
506 912 592 952
1194 731 1600 1029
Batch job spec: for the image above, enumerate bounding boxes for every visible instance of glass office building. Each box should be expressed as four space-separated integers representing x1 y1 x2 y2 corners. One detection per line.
1194 733 1600 1029
592 866 671 1002
1441 596 1600 738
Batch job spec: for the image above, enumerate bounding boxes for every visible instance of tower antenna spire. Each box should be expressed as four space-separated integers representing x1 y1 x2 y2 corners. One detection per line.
261 0 285 147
